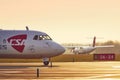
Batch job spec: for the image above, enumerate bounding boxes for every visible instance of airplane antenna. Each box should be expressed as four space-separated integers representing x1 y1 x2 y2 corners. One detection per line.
26 26 29 31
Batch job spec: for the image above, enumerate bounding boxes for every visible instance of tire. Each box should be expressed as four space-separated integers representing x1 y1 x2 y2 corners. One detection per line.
43 61 49 66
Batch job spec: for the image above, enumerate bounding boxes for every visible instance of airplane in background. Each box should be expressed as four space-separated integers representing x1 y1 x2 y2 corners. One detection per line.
0 27 65 66
65 36 114 54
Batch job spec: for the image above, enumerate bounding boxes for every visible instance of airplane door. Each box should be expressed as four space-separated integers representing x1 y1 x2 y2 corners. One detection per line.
28 45 35 53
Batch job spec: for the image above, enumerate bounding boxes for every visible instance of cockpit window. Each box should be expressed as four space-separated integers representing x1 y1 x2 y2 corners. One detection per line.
33 35 52 40
33 35 38 40
39 35 43 40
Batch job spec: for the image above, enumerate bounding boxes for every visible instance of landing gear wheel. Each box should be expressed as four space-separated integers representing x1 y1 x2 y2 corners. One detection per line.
43 61 49 66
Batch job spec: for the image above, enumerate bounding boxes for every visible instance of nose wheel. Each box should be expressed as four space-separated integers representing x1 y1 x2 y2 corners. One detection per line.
43 58 51 66
42 58 53 67
43 61 49 66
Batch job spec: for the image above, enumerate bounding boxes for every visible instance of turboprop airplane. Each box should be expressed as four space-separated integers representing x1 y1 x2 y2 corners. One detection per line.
0 27 65 65
65 36 114 54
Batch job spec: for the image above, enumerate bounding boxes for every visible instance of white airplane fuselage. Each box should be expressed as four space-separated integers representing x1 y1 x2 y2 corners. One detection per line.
66 36 114 54
72 46 96 54
0 30 65 59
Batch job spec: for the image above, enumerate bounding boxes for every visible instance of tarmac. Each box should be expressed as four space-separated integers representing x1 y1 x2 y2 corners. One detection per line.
0 62 120 80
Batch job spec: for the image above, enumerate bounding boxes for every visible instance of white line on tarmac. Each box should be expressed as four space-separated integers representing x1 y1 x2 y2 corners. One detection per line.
85 74 120 79
112 66 120 69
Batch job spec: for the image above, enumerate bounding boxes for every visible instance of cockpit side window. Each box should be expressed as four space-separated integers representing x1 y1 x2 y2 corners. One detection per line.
39 35 43 40
33 35 52 40
33 35 38 40
39 35 52 40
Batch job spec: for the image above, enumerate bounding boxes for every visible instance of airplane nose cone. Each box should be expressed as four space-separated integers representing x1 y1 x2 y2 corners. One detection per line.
57 45 65 54
52 42 65 55
45 41 65 56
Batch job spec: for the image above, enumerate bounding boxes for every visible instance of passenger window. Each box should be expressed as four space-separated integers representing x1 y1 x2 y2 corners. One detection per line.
33 35 38 40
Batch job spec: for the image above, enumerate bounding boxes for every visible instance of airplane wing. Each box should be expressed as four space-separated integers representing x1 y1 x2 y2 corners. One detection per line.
64 45 89 49
64 46 79 49
64 45 114 49
95 45 114 48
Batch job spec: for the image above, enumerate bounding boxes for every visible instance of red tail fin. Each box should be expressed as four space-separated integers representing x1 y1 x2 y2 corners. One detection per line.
92 36 96 47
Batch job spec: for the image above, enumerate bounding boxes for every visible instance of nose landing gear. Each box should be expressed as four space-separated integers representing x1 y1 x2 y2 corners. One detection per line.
42 58 49 66
42 58 53 67
43 61 49 66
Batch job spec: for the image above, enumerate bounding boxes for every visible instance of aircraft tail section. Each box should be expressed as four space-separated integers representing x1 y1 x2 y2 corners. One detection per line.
92 36 96 47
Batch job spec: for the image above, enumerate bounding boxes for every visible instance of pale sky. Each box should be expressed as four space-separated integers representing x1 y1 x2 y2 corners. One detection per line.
0 0 120 44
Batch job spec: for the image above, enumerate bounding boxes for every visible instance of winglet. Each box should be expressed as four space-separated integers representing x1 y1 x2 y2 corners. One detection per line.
92 36 96 47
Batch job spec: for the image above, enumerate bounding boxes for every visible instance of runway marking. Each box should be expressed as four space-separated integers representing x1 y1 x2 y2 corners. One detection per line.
0 71 22 74
112 66 120 69
0 62 120 79
85 74 120 79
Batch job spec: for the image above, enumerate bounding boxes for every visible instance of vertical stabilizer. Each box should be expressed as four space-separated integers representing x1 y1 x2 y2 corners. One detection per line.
92 36 96 47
